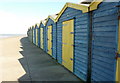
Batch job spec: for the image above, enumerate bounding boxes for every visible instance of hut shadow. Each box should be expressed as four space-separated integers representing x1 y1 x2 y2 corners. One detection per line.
17 37 58 83
18 37 34 83
17 37 83 83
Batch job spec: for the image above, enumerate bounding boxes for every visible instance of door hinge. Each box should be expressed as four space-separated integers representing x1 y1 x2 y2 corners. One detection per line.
62 43 67 45
115 52 120 60
71 44 75 46
62 24 68 27
62 60 66 63
70 32 74 34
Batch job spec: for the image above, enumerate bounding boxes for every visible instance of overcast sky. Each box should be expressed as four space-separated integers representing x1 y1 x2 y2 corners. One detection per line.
0 0 79 34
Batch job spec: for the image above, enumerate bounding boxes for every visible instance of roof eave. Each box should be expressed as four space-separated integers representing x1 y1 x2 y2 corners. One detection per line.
55 2 89 22
89 0 103 11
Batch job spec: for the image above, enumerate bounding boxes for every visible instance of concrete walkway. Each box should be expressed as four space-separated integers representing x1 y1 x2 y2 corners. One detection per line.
0 36 82 82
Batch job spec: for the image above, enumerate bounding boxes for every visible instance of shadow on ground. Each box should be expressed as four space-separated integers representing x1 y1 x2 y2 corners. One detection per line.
18 37 83 83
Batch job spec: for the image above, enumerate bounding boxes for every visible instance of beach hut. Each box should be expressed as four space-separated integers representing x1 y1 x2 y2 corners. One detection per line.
55 2 90 81
35 24 40 47
88 0 120 82
45 14 58 59
55 0 120 81
26 0 120 82
27 28 30 40
32 25 36 45
28 27 33 43
32 26 34 43
39 20 46 50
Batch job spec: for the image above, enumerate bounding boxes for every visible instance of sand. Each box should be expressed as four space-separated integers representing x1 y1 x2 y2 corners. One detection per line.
0 36 26 82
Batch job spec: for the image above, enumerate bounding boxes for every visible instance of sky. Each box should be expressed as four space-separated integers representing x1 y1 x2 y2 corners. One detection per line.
0 0 80 34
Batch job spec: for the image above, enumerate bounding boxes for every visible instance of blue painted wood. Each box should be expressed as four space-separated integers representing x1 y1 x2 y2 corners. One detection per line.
27 28 33 43
34 28 36 45
52 23 57 59
56 22 62 64
91 2 119 81
57 7 89 81
37 26 40 47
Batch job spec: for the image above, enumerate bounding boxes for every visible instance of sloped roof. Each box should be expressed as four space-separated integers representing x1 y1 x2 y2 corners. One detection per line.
55 2 89 21
40 19 47 26
80 0 103 11
32 25 35 29
45 14 58 25
35 23 40 28
89 0 103 11
55 0 103 21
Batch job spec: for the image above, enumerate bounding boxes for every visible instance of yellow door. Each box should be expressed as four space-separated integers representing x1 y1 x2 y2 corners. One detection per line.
36 29 38 46
47 26 52 55
62 19 74 72
116 19 120 83
40 28 43 49
33 29 34 43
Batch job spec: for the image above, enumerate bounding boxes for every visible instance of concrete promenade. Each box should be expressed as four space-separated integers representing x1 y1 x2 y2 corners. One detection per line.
0 36 82 82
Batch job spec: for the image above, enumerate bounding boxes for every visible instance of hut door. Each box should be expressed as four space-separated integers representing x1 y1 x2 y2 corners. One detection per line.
47 25 52 55
116 18 120 82
33 29 34 43
36 28 38 46
34 29 36 45
62 19 74 72
40 28 43 49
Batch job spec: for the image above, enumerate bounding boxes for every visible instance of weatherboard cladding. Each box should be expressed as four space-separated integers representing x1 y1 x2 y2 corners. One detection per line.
91 2 119 81
37 26 40 47
40 23 44 49
43 24 47 51
52 23 57 59
32 28 34 44
28 29 33 43
35 27 38 46
57 7 89 81
45 18 57 59
34 28 36 45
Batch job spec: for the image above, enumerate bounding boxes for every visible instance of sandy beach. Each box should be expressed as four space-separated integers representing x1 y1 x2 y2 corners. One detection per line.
0 36 26 82
0 36 81 82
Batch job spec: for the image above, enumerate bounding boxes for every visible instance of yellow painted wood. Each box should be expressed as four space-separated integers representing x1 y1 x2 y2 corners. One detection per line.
62 19 74 72
118 19 120 54
89 0 103 11
116 19 120 83
33 29 34 43
47 26 52 55
40 28 43 49
116 58 120 83
36 29 38 46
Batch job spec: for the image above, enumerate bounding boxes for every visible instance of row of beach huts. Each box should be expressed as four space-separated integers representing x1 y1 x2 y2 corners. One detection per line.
27 0 120 82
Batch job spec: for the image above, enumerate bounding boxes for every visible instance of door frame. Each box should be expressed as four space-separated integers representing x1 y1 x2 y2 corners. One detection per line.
62 19 74 72
47 25 52 55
